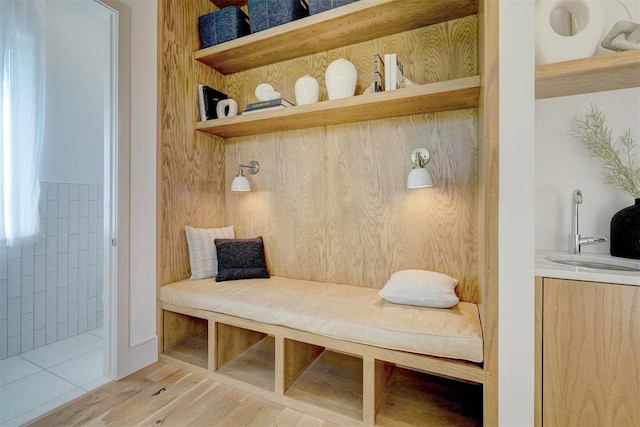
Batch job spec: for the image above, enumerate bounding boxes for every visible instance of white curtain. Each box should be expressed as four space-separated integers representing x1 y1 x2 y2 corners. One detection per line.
0 0 46 247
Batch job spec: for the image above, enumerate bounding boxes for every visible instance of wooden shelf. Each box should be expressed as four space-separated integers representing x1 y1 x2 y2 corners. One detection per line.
216 336 276 391
535 50 640 99
163 332 208 369
195 0 478 75
286 350 363 421
195 76 480 138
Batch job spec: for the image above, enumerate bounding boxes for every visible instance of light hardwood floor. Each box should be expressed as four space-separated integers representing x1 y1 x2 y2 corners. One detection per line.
26 362 337 427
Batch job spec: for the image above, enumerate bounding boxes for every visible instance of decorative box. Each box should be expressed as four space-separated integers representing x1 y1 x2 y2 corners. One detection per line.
248 0 309 33
309 0 358 15
198 6 250 49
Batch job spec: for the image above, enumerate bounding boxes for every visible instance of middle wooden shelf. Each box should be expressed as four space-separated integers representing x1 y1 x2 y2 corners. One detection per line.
195 76 480 138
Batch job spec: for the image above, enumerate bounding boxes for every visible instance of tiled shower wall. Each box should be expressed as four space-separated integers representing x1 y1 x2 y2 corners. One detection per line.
0 182 104 360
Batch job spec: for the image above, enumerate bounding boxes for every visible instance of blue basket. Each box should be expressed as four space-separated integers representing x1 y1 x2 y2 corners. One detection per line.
248 0 309 33
198 6 250 49
309 0 359 15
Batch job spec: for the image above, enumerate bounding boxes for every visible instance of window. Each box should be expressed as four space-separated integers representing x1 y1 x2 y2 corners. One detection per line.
0 0 46 246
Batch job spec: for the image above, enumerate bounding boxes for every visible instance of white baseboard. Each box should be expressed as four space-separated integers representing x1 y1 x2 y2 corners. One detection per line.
127 335 158 376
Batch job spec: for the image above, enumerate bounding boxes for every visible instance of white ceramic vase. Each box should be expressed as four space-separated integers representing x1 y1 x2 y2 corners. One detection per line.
325 58 357 100
295 75 319 105
535 0 604 65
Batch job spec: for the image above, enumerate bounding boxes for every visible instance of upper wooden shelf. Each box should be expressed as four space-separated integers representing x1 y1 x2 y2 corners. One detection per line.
195 0 478 75
535 50 640 99
195 76 480 138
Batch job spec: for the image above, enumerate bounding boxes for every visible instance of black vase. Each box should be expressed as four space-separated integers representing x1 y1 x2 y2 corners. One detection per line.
610 199 640 259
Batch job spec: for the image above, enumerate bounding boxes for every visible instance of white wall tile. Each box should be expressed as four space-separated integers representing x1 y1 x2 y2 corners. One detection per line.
88 297 97 330
46 306 57 344
34 292 45 329
39 183 47 217
34 328 45 348
68 301 78 336
78 251 88 284
68 235 79 269
88 265 97 298
88 233 97 265
88 184 98 201
97 186 103 213
79 185 89 217
21 275 33 314
68 269 78 303
46 237 58 272
8 298 20 337
34 255 46 292
57 254 68 288
35 236 46 256
69 184 79 200
7 335 20 356
58 218 69 253
0 319 7 359
46 271 57 308
21 245 34 276
57 322 68 340
0 247 7 279
68 200 79 235
46 200 58 236
88 200 97 233
97 249 103 278
57 287 68 324
78 282 87 317
21 313 33 352
79 218 88 250
47 182 58 200
0 279 7 320
78 315 87 334
58 183 69 217
8 258 20 299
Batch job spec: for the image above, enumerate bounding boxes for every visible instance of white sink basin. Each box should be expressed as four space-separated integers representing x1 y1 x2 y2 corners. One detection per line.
544 255 640 272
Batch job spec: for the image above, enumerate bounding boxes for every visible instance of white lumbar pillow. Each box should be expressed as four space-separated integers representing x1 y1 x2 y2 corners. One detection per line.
378 269 460 308
185 225 234 279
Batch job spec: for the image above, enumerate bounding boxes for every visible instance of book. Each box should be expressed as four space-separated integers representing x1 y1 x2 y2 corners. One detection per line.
244 98 295 111
373 52 384 92
198 84 227 121
241 105 287 115
383 53 404 91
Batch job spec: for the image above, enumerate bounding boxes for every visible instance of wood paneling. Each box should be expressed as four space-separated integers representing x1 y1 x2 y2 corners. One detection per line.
216 322 267 368
224 17 480 302
477 0 499 423
542 279 640 426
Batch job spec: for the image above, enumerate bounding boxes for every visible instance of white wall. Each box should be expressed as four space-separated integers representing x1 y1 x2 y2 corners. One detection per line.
41 0 106 185
535 0 640 254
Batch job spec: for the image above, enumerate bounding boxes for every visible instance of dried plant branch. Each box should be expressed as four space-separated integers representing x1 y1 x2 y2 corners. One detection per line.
570 104 640 198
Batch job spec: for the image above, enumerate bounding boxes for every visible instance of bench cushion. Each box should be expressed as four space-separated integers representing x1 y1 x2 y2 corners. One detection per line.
161 276 483 363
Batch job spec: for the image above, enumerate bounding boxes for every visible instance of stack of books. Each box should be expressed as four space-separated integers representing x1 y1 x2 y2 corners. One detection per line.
242 98 295 114
384 53 404 91
198 84 227 121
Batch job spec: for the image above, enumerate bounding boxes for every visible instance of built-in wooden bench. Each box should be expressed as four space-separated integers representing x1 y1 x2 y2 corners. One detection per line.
159 276 484 426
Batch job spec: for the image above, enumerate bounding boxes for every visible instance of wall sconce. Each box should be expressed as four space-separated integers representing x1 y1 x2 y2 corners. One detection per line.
231 160 260 192
407 148 434 189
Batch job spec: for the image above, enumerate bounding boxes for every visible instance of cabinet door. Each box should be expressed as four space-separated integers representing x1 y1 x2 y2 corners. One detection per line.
542 278 640 426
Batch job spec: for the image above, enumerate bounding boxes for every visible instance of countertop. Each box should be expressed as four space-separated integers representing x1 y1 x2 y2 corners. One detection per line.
536 250 640 286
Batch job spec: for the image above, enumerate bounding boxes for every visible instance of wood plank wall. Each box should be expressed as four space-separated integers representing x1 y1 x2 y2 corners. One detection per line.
223 17 480 303
159 0 228 286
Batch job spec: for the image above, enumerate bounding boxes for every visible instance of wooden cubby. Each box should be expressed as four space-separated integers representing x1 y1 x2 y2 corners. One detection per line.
215 323 276 391
162 309 209 370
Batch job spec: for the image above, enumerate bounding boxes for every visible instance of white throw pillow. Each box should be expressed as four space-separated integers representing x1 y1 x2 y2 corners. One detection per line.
378 269 460 308
185 225 234 279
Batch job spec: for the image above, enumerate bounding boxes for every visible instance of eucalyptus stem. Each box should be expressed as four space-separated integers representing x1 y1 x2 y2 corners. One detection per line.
570 104 640 198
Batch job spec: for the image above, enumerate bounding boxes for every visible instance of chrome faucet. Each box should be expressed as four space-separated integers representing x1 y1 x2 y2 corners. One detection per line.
568 189 608 254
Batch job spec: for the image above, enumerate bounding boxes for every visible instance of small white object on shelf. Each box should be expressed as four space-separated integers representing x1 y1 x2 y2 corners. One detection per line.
216 98 238 118
255 83 281 101
295 75 320 104
325 58 357 100
601 21 640 52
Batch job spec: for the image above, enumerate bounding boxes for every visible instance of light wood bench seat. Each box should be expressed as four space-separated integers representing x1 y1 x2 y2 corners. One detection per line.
159 276 484 426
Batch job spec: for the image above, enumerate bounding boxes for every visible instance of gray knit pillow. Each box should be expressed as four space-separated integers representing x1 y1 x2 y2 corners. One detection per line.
214 236 270 282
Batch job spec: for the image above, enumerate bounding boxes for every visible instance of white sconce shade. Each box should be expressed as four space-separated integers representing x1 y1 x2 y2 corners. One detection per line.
231 175 251 191
407 148 434 189
231 160 260 192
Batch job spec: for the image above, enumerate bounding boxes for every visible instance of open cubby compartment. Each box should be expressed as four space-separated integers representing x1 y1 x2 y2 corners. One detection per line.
162 309 209 369
283 339 363 422
374 365 483 426
214 322 276 392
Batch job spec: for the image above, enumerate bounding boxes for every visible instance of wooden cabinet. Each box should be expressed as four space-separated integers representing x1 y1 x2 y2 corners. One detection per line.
535 277 640 427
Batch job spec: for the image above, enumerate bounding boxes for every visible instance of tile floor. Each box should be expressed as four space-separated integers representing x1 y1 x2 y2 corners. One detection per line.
0 328 109 426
